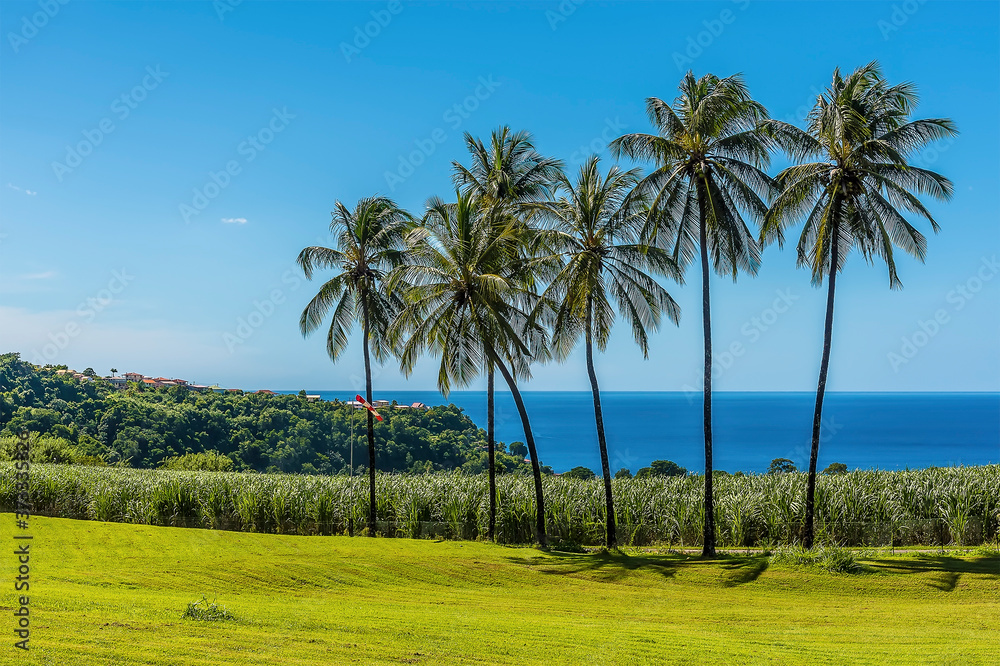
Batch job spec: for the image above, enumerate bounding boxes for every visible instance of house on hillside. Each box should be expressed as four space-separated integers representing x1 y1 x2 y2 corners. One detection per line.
124 372 144 383
306 394 321 402
106 376 127 390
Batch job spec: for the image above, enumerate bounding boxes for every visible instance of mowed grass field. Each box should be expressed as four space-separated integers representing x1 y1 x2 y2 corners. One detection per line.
2 516 998 665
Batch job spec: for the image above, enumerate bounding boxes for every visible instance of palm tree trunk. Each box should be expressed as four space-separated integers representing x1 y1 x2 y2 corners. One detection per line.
699 212 716 557
804 217 839 549
586 298 616 548
487 365 496 541
362 307 376 536
488 348 547 546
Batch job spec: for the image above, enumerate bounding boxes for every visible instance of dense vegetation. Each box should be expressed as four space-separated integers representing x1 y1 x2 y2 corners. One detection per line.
4 463 996 547
0 353 535 475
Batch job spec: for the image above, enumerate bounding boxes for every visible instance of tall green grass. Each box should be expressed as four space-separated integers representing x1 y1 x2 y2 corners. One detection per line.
2 464 996 546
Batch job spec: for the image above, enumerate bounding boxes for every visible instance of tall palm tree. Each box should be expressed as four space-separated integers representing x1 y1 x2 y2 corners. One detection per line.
297 196 414 536
611 72 778 556
527 155 682 547
452 126 563 540
390 190 552 545
761 62 957 548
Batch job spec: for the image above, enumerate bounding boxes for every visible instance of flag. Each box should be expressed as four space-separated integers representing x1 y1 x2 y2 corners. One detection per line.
355 395 384 422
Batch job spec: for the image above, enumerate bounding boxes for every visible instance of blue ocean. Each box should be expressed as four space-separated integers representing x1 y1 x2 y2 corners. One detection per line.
301 391 1000 475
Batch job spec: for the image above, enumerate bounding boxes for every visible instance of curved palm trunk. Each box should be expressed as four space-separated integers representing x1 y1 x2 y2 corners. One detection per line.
362 309 377 536
804 217 839 549
699 214 716 557
586 299 616 548
487 365 497 541
488 348 547 546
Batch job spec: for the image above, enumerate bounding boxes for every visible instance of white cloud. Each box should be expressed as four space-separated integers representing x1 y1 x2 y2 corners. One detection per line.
18 270 57 280
221 217 247 224
7 183 37 196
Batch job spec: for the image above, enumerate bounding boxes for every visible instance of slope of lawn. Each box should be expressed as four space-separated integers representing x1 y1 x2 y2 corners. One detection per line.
3 515 998 665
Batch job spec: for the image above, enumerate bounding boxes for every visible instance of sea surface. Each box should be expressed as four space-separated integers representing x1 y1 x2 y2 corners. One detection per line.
295 391 1000 474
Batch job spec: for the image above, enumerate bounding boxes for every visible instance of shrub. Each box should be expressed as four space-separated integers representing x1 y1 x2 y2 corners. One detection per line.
160 451 234 472
562 466 596 481
182 595 236 621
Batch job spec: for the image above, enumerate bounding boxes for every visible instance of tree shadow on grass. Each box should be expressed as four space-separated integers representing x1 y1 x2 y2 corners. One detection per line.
721 557 770 587
931 571 960 591
867 556 998 591
866 555 999 577
503 550 684 582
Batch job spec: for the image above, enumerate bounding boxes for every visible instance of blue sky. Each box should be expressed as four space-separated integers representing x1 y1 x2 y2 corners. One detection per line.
1 0 997 393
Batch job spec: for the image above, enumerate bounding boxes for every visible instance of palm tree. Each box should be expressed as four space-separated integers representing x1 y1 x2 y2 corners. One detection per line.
452 126 563 540
390 190 552 545
761 62 957 548
611 72 778 556
526 155 682 547
297 196 414 536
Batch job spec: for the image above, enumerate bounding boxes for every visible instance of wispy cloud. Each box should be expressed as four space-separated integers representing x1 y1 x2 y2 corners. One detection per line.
221 217 247 224
7 183 37 196
19 270 57 280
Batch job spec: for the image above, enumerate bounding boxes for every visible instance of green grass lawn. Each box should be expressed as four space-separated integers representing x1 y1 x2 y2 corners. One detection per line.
3 516 998 665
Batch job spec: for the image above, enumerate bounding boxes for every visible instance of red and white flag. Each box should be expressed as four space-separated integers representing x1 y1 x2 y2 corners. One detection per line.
355 395 384 422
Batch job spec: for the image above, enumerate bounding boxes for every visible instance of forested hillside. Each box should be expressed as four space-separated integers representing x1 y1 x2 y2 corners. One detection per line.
0 353 533 475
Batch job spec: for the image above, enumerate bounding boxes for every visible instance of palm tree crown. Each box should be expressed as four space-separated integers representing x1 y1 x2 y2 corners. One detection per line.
297 196 414 362
391 192 544 394
530 155 682 359
762 60 957 286
611 72 777 276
